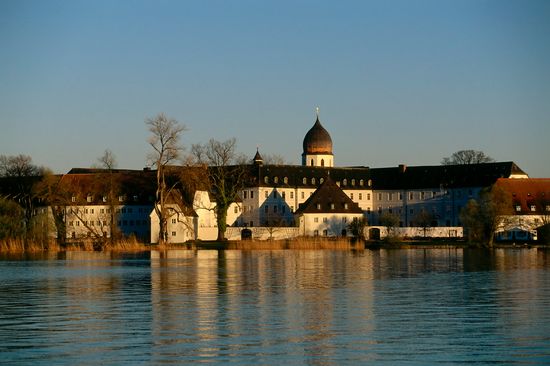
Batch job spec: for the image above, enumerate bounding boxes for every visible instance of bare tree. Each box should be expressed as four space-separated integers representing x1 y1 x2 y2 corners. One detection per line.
191 138 248 241
96 149 121 245
414 210 435 238
441 150 495 165
460 184 513 247
33 172 69 246
380 211 400 240
146 113 186 245
263 153 287 165
0 154 44 177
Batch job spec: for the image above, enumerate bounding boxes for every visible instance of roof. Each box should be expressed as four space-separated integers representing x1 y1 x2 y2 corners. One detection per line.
369 162 527 190
302 117 333 155
295 177 363 215
246 164 372 189
495 178 550 214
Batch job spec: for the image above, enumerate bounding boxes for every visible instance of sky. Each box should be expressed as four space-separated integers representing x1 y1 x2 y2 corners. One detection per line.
1 0 549 177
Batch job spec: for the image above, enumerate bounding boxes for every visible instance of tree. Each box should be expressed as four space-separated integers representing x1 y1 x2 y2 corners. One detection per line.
348 217 368 240
33 172 69 246
96 149 121 245
263 153 287 165
191 138 248 241
441 150 495 165
379 212 400 239
414 210 435 238
0 197 26 240
146 113 186 245
460 184 513 247
0 154 45 240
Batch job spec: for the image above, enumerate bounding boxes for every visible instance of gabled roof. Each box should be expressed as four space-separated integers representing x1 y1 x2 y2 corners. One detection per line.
495 178 550 214
369 162 527 190
295 177 363 215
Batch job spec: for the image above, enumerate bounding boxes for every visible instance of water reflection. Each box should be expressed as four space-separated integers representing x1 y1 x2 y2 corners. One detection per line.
1 248 549 365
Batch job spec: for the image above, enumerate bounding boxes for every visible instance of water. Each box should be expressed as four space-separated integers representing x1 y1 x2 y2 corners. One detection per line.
1 248 549 365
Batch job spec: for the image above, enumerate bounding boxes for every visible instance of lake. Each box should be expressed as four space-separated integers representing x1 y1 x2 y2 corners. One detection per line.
1 248 549 365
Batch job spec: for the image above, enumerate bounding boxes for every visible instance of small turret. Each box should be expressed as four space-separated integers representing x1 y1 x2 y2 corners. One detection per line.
253 148 264 165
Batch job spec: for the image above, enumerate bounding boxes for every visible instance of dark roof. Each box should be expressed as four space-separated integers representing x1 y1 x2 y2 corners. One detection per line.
295 177 363 215
246 164 372 189
303 117 333 155
369 162 527 189
495 178 550 214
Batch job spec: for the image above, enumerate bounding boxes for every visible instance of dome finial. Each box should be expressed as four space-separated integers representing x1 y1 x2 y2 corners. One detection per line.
315 106 320 120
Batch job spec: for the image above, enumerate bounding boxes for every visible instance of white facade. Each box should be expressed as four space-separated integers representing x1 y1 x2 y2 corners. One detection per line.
297 212 363 237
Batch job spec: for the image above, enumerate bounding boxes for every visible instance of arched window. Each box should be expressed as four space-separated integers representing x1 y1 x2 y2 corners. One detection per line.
311 177 316 185
368 179 372 187
321 159 325 167
264 176 269 184
303 177 307 185
274 176 278 184
319 177 324 184
360 179 364 186
343 179 347 186
310 159 314 166
351 179 355 186
283 177 288 184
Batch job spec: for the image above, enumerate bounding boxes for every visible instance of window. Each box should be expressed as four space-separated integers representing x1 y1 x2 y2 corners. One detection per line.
265 191 268 199
342 217 347 223
319 178 324 184
343 179 347 186
172 231 176 237
284 177 288 184
388 193 392 201
290 206 294 212
301 192 305 199
87 195 93 203
351 179 355 186
344 203 348 209
100 208 105 214
330 203 335 210
303 177 307 184
311 159 314 166
317 203 321 210
69 221 74 226
323 217 327 223
244 191 247 199
530 205 536 212
368 179 372 186
321 159 325 167
133 195 138 202
421 192 425 200
359 193 363 200
546 205 550 212
367 193 371 200
119 196 124 202
282 191 286 199
90 208 94 214
360 179 364 186
350 193 354 200
71 196 76 202
290 192 294 199
274 176 278 183
378 193 382 201
432 192 437 198
85 208 88 214
311 177 316 185
399 193 403 200
76 221 80 226
323 230 328 236
234 206 238 213
314 230 319 236
102 196 107 202
250 191 254 199
314 217 319 223
515 205 521 212
264 176 269 184
409 192 414 200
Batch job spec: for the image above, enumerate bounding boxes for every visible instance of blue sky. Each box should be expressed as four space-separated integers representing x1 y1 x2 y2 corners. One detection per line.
1 0 549 177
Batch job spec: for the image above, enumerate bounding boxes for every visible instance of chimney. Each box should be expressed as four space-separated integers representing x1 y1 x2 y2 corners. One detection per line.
398 164 407 173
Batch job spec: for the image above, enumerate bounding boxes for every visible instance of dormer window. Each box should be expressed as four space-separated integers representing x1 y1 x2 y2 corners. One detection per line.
311 177 316 185
515 205 521 212
351 179 355 186
264 176 269 184
343 179 347 186
87 195 93 203
330 203 335 210
119 195 124 202
360 179 364 186
317 203 321 210
303 177 307 185
102 196 107 202
283 177 288 184
274 177 278 184
530 205 536 212
71 196 76 203
319 178 324 184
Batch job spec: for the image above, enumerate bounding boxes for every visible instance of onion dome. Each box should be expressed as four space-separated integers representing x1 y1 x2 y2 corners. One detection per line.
303 117 333 155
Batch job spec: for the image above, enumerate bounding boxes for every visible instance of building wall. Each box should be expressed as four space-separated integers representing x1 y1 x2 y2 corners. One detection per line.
297 212 364 237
